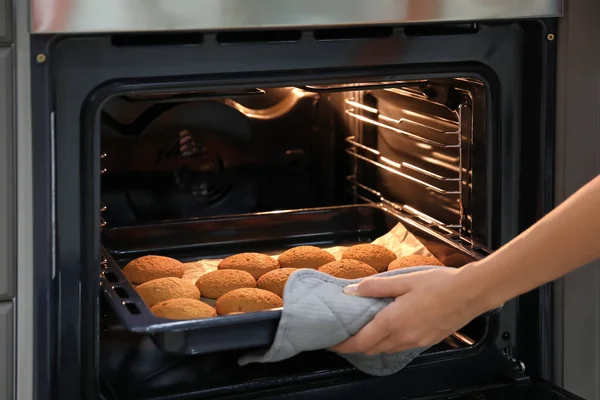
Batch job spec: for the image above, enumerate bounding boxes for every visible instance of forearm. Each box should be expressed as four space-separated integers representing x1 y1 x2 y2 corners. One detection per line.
459 174 600 311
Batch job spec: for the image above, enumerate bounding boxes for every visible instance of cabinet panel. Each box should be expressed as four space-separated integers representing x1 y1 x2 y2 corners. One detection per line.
0 47 14 300
0 0 11 42
0 302 14 400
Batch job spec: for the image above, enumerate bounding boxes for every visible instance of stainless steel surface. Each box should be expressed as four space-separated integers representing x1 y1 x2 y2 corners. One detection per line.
0 47 14 301
554 1 600 398
0 302 14 399
31 0 563 34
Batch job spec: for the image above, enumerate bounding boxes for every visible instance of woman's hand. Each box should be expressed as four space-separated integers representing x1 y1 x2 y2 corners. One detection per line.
331 266 490 355
332 173 600 356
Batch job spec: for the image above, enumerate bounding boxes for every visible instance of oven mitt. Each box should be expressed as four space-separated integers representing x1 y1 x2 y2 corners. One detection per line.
239 265 445 376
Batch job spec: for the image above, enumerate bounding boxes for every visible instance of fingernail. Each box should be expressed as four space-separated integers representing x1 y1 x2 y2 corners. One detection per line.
343 284 358 295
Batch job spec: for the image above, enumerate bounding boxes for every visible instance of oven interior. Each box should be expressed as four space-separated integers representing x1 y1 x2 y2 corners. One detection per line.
100 77 488 240
98 76 499 399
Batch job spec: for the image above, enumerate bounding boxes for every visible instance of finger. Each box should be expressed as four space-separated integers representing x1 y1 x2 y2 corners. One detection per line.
332 315 389 354
344 275 412 298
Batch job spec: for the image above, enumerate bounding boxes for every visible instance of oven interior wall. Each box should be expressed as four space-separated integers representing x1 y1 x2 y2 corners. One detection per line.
100 88 337 224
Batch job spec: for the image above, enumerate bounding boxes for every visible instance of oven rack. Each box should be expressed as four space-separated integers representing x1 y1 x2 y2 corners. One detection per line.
346 177 476 249
345 137 461 195
344 94 467 233
347 176 459 231
344 98 463 148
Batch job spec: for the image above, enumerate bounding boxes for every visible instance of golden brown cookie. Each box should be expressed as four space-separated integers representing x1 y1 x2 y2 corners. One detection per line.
218 253 279 279
151 298 216 320
136 277 200 307
388 255 444 271
277 246 335 269
341 244 397 272
195 269 257 299
122 255 185 284
318 259 377 279
257 268 297 297
215 288 283 316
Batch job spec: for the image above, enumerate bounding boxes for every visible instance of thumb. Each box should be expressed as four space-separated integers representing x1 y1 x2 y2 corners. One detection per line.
343 275 413 298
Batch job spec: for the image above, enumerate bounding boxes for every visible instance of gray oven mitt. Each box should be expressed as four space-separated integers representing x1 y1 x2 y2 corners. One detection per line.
238 265 445 376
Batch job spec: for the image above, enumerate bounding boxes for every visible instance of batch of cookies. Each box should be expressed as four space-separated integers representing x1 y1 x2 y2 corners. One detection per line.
121 244 444 321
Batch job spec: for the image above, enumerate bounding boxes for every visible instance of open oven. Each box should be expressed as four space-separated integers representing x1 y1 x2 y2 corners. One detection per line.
25 5 586 399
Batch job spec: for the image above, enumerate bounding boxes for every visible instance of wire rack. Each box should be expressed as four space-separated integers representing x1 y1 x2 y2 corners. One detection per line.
344 86 471 238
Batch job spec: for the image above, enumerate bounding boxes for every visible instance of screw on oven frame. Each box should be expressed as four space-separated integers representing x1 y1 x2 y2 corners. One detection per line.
35 53 47 64
547 33 555 41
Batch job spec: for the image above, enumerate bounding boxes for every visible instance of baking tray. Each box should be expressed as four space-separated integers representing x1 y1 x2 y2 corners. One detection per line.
101 204 500 355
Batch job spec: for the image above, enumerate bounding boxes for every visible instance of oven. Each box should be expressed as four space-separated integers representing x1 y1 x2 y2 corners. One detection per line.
12 1 591 399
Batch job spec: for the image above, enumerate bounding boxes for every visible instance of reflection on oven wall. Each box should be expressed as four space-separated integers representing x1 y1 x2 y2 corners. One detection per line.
100 88 325 224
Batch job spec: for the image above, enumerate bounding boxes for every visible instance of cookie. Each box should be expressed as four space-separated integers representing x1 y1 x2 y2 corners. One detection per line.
215 288 283 316
257 268 297 297
218 253 279 279
277 246 335 269
136 277 200 307
151 298 216 320
341 244 397 272
318 259 377 279
122 255 185 284
388 255 444 271
195 269 257 299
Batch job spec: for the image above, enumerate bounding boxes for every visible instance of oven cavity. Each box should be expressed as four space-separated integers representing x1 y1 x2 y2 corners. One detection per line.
99 77 486 247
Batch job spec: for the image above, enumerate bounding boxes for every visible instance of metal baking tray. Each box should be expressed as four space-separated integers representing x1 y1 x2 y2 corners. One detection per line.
101 204 500 355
